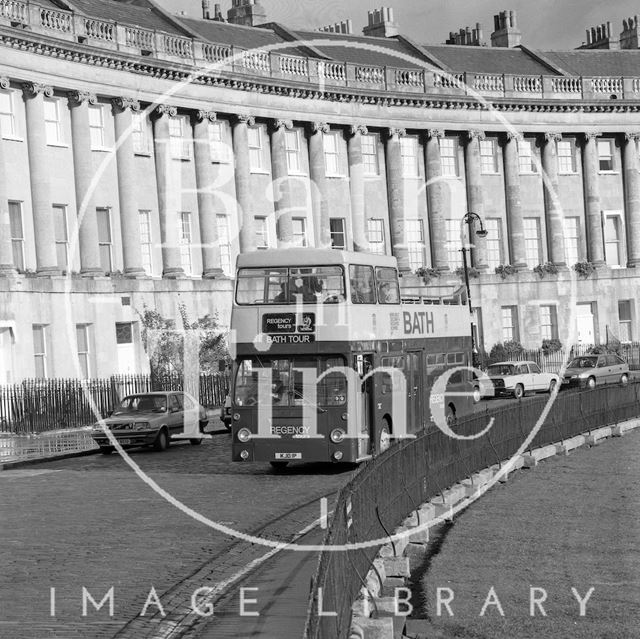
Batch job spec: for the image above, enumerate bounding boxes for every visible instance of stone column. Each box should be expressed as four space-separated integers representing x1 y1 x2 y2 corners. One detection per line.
541 132 566 267
623 133 640 267
152 104 184 278
68 91 102 275
111 97 145 277
348 124 368 252
270 119 294 247
307 121 331 248
582 132 605 266
232 114 255 253
22 82 59 275
0 78 15 274
385 127 409 271
464 130 488 270
424 129 448 271
192 110 223 278
503 132 527 269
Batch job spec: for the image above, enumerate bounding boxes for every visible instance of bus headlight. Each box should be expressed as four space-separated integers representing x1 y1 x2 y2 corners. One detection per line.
332 451 343 461
330 428 346 443
341 413 348 421
240 450 249 460
233 413 241 421
237 428 252 443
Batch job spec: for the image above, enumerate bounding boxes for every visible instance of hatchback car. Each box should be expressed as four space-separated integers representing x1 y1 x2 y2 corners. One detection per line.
562 354 629 389
92 391 208 454
480 360 560 399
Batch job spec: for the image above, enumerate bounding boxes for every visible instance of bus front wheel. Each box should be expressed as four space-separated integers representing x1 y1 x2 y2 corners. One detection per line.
378 420 391 454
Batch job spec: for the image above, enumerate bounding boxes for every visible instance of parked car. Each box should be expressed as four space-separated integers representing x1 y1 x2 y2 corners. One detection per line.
562 354 629 389
92 391 208 454
480 360 560 399
220 394 232 431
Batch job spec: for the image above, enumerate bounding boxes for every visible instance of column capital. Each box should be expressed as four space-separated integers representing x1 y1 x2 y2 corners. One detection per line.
386 127 406 139
467 129 485 141
349 124 368 136
271 118 293 132
22 82 53 99
426 128 444 140
0 77 9 90
544 132 562 143
625 132 640 142
111 97 141 114
67 90 98 108
195 109 217 123
309 121 330 135
583 131 601 142
152 104 178 119
234 114 255 126
506 131 523 142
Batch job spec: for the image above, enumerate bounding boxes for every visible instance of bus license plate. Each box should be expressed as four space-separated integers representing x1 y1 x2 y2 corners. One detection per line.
275 452 301 460
119 439 132 445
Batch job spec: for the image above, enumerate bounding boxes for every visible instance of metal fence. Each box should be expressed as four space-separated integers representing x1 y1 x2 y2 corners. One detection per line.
304 381 640 639
0 373 229 434
479 342 640 372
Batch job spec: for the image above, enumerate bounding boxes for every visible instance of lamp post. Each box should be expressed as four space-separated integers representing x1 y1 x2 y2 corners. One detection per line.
460 211 487 366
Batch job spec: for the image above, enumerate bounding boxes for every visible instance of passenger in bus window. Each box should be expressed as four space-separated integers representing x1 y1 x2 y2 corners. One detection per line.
274 283 287 303
290 276 318 302
378 281 399 304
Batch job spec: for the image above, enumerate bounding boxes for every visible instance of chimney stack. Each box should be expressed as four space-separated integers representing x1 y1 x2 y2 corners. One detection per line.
578 19 620 49
490 9 521 47
445 21 485 45
362 6 399 38
202 0 211 20
227 0 267 27
620 15 640 49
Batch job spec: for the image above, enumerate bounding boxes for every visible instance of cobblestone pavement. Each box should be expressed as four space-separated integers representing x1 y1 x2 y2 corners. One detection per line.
0 430 355 639
407 428 640 639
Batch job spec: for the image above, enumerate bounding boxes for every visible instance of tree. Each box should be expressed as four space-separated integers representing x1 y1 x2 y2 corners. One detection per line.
138 303 229 376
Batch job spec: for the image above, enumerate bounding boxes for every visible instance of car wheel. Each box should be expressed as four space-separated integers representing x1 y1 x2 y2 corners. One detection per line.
189 438 203 446
548 379 557 393
514 384 524 400
270 461 289 471
154 428 170 452
99 446 113 455
620 373 629 386
472 386 482 404
378 421 391 454
586 376 596 390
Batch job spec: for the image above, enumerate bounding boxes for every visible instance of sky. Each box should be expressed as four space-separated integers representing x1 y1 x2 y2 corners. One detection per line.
157 0 640 49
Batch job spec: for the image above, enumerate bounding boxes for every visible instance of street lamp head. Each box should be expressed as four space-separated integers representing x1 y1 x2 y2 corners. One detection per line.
475 228 488 238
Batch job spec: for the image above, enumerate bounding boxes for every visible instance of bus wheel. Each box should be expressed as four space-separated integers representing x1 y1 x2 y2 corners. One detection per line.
378 420 391 454
270 461 289 471
189 438 202 446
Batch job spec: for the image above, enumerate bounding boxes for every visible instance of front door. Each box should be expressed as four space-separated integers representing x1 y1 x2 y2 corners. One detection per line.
576 304 595 345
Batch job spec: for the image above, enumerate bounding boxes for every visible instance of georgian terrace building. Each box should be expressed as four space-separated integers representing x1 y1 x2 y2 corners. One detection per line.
1 0 640 381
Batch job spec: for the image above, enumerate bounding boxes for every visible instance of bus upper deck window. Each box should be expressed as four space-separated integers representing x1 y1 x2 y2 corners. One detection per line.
350 265 375 304
375 266 400 304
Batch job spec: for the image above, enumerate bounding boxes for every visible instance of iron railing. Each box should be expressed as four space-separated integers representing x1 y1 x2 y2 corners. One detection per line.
0 372 229 434
304 380 640 639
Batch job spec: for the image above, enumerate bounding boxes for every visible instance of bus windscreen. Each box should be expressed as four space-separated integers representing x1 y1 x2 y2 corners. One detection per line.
235 266 345 305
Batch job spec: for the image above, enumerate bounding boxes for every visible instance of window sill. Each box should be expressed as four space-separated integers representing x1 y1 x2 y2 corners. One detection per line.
287 171 308 177
598 171 619 176
47 142 69 148
250 169 271 175
480 172 501 176
325 173 347 179
519 171 539 176
91 146 113 153
2 134 23 142
172 156 192 162
558 171 579 176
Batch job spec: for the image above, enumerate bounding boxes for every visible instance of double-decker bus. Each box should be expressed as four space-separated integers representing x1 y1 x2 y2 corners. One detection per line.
230 248 474 468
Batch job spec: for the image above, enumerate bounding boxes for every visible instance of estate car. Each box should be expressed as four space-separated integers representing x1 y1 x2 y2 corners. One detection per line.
481 360 560 399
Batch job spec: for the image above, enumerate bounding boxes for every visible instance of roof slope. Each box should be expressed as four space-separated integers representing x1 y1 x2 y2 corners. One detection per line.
542 50 640 76
70 0 184 34
422 44 559 75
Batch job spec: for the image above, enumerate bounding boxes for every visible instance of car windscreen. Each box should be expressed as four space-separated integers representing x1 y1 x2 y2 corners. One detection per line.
114 395 167 414
567 357 596 369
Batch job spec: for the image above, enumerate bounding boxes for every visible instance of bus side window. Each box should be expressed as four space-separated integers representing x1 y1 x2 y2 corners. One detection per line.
349 265 375 304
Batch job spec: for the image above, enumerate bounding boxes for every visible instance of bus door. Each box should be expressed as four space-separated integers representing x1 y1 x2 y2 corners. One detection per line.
405 351 424 433
355 353 375 457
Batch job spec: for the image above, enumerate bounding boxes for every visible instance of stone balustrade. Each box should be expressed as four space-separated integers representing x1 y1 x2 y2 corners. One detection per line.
0 0 638 102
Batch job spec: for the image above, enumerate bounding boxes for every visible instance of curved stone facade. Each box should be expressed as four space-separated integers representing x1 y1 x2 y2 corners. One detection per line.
1 1 640 380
